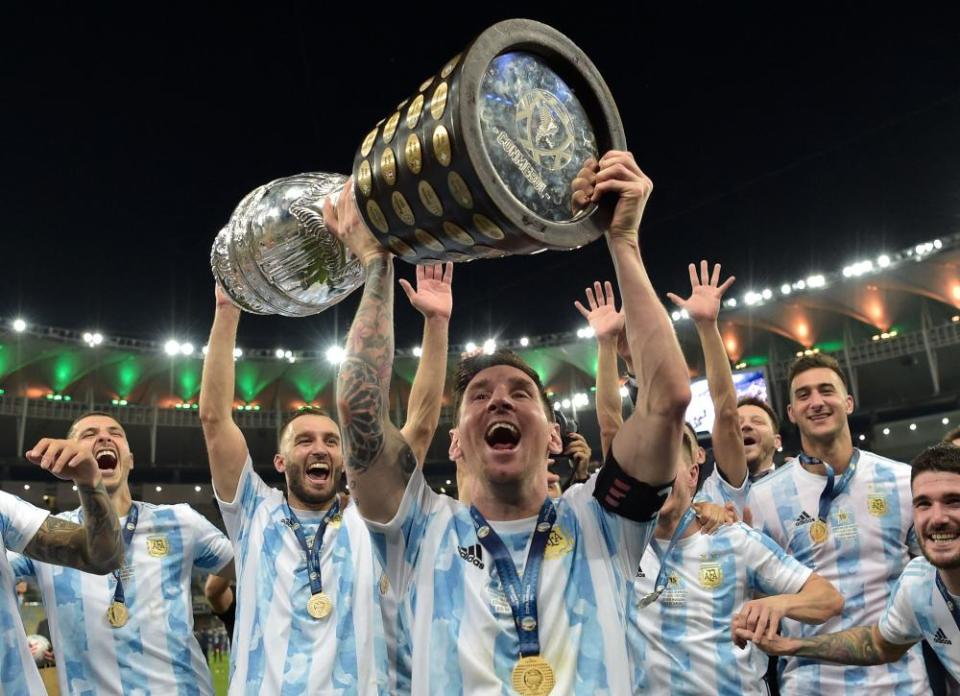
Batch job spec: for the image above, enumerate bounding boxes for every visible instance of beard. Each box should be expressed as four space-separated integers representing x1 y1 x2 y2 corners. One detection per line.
285 460 339 508
920 536 960 570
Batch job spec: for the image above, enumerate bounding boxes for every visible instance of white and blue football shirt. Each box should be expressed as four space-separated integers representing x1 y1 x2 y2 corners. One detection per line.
746 449 928 694
879 556 960 682
366 468 655 695
9 501 233 696
216 455 386 695
0 490 48 696
698 466 751 514
628 521 811 695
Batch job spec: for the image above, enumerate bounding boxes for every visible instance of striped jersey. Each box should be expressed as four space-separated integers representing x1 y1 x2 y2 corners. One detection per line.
216 456 385 695
366 469 654 695
746 449 928 694
0 490 48 696
879 556 960 682
627 521 811 695
697 466 750 514
9 501 233 696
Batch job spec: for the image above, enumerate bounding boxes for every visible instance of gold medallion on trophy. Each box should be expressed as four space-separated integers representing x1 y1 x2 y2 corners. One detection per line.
307 592 333 619
511 655 555 696
106 601 128 628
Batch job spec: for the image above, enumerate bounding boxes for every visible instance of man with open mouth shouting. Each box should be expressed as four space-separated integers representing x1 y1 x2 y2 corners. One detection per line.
739 443 960 685
9 412 234 695
326 151 687 694
200 260 451 694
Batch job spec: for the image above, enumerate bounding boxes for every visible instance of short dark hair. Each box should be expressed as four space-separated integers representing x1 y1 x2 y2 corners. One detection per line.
67 411 123 439
278 407 335 449
942 425 960 445
911 443 960 483
452 350 552 420
788 353 848 393
737 396 780 432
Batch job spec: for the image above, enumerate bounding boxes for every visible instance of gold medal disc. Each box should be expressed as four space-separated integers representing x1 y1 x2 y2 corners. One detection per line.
307 592 333 619
106 601 128 628
809 520 828 544
511 655 555 696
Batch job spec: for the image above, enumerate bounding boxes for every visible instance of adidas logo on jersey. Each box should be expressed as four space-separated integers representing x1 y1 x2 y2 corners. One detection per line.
636 565 646 579
458 544 484 569
794 511 814 527
934 628 953 645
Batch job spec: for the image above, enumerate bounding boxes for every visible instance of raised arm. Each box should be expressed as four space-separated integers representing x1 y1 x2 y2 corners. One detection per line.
22 439 123 574
398 263 452 465
581 152 691 484
667 261 746 486
199 285 249 503
739 625 911 666
326 186 417 524
574 281 625 459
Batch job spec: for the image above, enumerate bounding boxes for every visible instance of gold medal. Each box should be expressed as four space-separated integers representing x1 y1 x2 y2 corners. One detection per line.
106 601 128 628
307 592 333 619
809 520 828 544
511 655 555 696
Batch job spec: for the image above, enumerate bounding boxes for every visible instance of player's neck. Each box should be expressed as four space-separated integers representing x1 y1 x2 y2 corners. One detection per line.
748 457 774 478
288 491 338 513
800 433 853 474
654 501 698 540
110 486 134 517
940 566 960 596
472 477 545 521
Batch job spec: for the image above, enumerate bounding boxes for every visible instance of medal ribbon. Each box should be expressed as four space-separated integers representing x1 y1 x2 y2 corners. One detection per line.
470 499 556 658
641 506 698 604
935 573 960 634
799 449 860 527
284 497 341 597
82 502 139 607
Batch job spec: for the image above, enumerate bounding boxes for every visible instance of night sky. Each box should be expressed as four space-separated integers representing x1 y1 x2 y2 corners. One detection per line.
3 3 959 351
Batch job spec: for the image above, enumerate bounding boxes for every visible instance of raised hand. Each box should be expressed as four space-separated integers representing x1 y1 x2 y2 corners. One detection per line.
26 438 101 487
399 263 453 321
323 179 386 265
666 260 735 325
575 281 624 342
214 283 238 311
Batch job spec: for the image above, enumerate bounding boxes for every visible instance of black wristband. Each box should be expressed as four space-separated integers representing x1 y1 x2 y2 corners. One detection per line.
593 449 674 522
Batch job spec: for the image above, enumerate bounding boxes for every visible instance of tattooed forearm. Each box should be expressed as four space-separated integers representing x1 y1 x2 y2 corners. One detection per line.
23 482 123 575
339 357 387 472
794 626 905 666
344 255 395 385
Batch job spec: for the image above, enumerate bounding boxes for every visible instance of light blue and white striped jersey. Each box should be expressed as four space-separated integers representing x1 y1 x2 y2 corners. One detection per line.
367 469 654 695
627 521 811 695
216 456 385 695
8 500 233 696
746 449 928 695
697 466 751 514
879 556 960 681
0 490 48 696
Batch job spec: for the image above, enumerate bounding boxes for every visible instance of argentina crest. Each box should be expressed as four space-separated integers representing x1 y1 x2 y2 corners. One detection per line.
146 534 170 557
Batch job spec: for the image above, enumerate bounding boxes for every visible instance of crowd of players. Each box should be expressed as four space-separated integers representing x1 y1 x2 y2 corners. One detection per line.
2 152 959 694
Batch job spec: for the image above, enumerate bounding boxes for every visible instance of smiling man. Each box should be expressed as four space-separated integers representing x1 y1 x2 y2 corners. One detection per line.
9 412 234 696
745 354 929 694
739 443 960 683
328 151 688 693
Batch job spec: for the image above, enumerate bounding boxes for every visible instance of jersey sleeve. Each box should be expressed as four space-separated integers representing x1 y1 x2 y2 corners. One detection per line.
6 551 36 580
215 454 271 545
740 524 812 596
0 490 49 554
184 506 234 574
696 467 751 515
362 468 440 597
877 561 924 645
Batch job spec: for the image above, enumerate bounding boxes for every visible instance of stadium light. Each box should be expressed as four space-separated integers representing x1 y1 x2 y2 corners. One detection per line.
325 345 345 364
413 346 423 357
12 318 27 333
164 339 180 356
482 339 496 355
520 337 530 347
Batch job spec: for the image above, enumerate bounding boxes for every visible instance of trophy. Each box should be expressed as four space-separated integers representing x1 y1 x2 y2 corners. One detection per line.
212 18 626 316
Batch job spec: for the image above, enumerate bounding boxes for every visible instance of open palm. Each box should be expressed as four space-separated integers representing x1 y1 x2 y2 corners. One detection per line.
399 263 453 321
574 281 624 340
666 260 735 324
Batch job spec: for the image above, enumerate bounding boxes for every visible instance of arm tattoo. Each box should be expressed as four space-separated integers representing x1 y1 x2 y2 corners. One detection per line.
23 482 123 575
795 627 890 666
339 357 386 472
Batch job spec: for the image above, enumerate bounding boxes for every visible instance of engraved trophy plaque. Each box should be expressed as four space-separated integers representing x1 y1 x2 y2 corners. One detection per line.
213 18 626 316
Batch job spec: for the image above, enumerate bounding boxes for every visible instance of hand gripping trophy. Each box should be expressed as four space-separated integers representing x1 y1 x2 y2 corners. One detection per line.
211 18 626 316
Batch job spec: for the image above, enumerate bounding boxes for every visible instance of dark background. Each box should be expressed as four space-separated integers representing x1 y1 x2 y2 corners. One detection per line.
3 2 959 350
